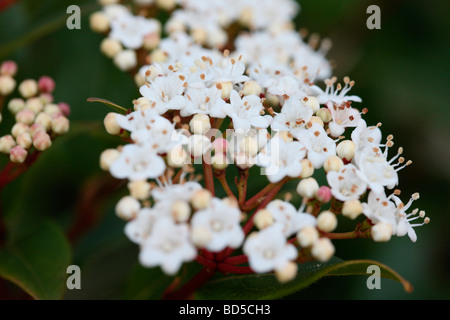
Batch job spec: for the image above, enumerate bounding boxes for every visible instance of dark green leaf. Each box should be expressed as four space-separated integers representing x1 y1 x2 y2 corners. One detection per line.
195 257 412 300
0 221 72 300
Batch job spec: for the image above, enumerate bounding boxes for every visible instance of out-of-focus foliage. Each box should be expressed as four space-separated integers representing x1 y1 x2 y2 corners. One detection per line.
0 0 448 299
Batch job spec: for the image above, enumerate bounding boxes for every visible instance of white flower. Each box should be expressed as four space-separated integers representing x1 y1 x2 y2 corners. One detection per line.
361 191 397 229
294 123 336 169
124 207 162 244
109 143 166 181
182 86 227 117
226 90 270 130
139 72 186 114
139 217 197 275
110 13 160 49
327 102 362 137
354 148 398 194
152 181 202 208
351 119 382 153
317 77 362 105
243 225 297 274
213 56 249 84
265 200 316 237
270 96 314 134
391 194 429 242
257 137 306 183
326 164 368 202
190 198 244 252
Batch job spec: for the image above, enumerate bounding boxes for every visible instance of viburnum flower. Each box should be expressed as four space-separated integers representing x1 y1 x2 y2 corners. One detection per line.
89 0 429 297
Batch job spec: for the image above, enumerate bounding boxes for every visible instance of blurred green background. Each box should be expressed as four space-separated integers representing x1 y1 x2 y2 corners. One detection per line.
0 0 448 299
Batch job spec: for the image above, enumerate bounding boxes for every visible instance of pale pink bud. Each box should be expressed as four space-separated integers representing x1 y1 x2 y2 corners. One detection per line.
29 123 45 136
38 76 55 93
0 135 16 154
33 131 52 151
316 186 332 203
39 93 54 104
51 116 70 135
16 132 32 149
58 102 71 116
15 109 36 125
0 60 18 76
18 79 38 98
10 146 28 163
212 137 228 154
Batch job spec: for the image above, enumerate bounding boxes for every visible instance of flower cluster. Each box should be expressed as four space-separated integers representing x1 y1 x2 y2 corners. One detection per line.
94 0 428 283
0 60 70 165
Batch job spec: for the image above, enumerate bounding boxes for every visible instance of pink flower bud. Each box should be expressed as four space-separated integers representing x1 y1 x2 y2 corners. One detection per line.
316 186 332 203
15 109 35 125
0 60 18 76
40 93 54 104
38 76 55 93
29 123 45 136
33 131 52 151
212 137 228 154
10 146 28 163
58 102 71 116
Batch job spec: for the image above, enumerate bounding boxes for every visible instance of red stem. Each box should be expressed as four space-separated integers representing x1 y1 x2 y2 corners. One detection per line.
163 267 216 300
217 263 253 274
223 254 248 265
241 182 278 211
202 162 215 196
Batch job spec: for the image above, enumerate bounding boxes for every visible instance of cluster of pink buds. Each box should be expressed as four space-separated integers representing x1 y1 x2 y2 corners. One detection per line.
0 60 70 169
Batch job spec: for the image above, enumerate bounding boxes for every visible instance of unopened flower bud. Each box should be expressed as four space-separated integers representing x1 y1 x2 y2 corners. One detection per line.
302 96 320 113
0 135 16 153
44 103 61 116
171 200 191 223
277 131 294 143
11 123 29 138
211 153 228 170
100 148 120 171
16 132 32 149
323 155 344 173
114 50 137 71
0 60 18 76
103 112 122 135
297 226 319 247
239 136 259 157
15 109 35 125
100 37 122 58
296 177 319 199
317 211 337 232
309 116 324 127
155 0 176 11
29 123 45 136
336 140 356 161
115 196 140 221
218 81 233 99
58 102 71 117
9 146 27 163
188 134 211 158
89 11 110 33
316 186 332 203
371 222 393 242
191 28 208 45
316 107 332 123
299 159 314 178
35 112 52 131
32 131 52 151
189 114 211 135
149 49 167 63
8 98 25 114
0 75 16 95
167 145 189 168
51 116 70 135
191 189 212 210
243 81 262 96
18 79 38 98
266 93 279 107
127 180 151 200
253 208 274 230
26 97 43 114
38 76 55 93
212 137 228 154
191 226 212 248
143 33 160 51
40 93 54 104
311 238 335 262
275 261 297 283
342 199 363 220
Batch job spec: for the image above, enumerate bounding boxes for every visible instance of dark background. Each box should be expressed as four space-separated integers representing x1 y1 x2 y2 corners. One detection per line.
0 0 449 299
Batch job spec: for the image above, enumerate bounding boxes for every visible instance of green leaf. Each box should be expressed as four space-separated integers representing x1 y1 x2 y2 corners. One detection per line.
0 221 72 300
87 97 129 115
123 264 175 300
195 257 412 300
